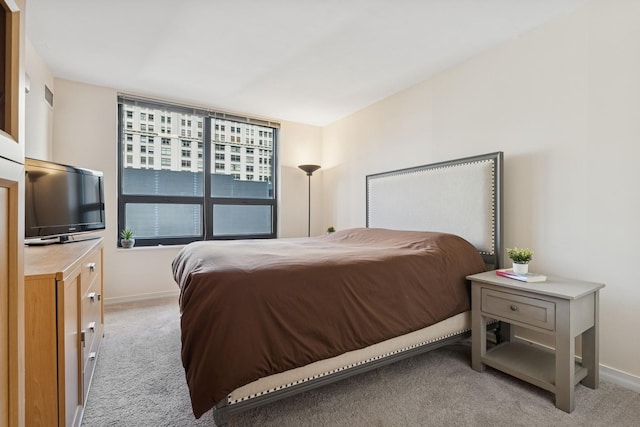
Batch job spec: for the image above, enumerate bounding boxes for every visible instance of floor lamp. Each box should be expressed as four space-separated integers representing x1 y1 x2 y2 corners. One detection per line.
298 164 321 237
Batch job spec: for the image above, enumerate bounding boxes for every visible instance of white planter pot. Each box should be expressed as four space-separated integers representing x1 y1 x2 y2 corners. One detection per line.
121 238 135 248
513 262 528 275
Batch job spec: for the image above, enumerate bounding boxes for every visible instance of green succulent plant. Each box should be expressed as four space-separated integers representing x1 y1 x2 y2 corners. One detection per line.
120 228 134 240
507 247 533 264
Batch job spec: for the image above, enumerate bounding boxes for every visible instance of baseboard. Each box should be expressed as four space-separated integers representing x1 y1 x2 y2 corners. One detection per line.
599 364 640 393
104 290 180 307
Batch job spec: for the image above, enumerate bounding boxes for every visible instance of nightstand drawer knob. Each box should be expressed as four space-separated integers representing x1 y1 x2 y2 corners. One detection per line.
510 305 519 311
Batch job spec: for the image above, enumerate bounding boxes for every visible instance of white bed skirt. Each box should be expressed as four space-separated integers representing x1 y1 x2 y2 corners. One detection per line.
228 310 470 404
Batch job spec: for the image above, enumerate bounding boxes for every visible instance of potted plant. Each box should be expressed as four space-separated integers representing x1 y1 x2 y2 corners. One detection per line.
507 247 533 274
327 226 336 233
120 228 135 248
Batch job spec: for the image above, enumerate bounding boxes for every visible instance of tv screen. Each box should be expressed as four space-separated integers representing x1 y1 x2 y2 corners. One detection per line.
25 158 105 243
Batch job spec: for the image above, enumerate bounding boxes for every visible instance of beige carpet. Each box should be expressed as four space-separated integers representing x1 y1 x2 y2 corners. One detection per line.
81 297 640 426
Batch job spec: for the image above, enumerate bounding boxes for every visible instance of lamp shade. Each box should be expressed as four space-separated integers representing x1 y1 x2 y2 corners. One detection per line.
298 164 321 176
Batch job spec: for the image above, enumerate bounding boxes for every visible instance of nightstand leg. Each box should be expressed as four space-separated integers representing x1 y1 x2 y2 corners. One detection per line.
555 300 575 413
471 284 486 372
498 321 514 343
581 292 600 389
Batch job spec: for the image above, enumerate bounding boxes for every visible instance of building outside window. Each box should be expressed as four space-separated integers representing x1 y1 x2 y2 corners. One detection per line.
118 96 278 246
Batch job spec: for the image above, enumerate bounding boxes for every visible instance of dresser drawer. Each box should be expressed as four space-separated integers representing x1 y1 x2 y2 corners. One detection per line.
481 288 555 331
83 346 98 404
81 247 102 295
81 277 102 366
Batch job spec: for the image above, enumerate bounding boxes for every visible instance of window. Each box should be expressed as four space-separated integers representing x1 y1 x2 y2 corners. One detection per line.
118 97 278 246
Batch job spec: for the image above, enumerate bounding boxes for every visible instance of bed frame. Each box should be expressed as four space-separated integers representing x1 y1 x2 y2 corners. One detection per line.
212 151 503 426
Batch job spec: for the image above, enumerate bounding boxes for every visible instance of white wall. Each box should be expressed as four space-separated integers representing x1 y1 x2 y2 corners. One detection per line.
321 0 640 379
47 79 321 304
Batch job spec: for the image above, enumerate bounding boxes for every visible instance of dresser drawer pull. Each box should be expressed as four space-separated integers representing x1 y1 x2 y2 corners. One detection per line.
88 262 96 272
510 305 519 311
89 292 96 302
89 352 97 361
88 321 96 332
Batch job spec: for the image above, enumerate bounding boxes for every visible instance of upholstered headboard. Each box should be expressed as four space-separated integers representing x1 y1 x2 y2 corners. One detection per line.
366 152 503 269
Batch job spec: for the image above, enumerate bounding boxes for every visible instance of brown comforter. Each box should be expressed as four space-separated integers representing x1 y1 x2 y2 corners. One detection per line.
172 228 486 418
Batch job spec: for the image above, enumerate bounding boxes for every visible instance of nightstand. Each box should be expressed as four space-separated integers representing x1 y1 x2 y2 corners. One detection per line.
467 270 605 413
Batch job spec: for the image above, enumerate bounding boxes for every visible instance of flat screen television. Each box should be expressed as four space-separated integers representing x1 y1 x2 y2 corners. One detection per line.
25 157 105 244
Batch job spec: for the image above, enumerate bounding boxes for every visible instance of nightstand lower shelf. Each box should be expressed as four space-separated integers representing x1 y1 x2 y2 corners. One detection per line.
483 340 588 393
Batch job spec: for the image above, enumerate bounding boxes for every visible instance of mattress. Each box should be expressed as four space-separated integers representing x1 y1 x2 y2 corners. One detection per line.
172 228 486 418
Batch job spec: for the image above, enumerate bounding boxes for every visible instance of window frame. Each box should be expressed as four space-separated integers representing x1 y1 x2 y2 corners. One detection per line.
117 97 279 247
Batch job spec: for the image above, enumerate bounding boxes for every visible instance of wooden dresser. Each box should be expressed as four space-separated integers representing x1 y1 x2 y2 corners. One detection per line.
24 237 104 427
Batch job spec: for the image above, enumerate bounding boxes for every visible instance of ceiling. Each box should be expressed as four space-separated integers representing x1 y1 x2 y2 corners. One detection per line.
26 0 589 126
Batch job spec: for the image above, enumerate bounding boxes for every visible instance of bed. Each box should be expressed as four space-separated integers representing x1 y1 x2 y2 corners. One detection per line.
172 151 503 425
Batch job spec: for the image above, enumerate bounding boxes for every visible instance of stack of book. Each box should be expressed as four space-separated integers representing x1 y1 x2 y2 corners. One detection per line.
495 268 547 283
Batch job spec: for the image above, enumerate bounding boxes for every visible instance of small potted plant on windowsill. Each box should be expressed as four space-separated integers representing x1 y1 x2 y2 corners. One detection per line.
120 228 135 248
507 247 533 274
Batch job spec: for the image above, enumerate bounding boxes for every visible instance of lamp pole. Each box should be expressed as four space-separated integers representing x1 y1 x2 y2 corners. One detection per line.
298 164 321 237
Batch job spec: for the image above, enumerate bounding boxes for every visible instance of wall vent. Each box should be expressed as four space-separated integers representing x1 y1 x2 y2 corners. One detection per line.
44 84 53 108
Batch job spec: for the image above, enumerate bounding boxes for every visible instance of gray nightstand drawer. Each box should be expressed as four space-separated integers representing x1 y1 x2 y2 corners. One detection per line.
481 288 555 331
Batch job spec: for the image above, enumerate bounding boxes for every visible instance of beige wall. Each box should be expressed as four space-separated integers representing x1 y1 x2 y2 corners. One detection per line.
24 38 54 160
321 0 640 379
